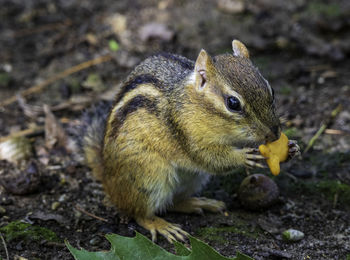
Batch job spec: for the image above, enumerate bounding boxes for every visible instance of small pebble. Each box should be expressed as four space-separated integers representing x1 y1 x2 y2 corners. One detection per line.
58 194 67 202
217 0 245 14
74 210 82 218
98 224 117 234
139 23 174 42
0 206 6 214
51 201 60 210
89 236 102 246
0 160 41 195
282 229 304 242
1 195 14 205
15 256 28 260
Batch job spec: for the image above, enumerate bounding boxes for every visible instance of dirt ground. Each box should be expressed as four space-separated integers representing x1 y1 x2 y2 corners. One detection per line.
0 0 350 259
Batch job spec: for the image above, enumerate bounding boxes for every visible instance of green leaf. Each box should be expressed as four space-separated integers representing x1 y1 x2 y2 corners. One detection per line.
174 240 191 256
66 232 253 260
108 40 119 52
66 240 118 260
235 252 255 260
106 232 179 260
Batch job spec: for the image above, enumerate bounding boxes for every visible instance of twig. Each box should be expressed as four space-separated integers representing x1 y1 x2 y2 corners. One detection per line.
75 205 108 222
303 105 342 154
307 64 330 72
0 114 80 143
285 172 298 182
325 129 349 135
13 20 72 38
44 241 66 248
0 54 113 107
0 126 44 143
333 192 338 208
0 232 9 260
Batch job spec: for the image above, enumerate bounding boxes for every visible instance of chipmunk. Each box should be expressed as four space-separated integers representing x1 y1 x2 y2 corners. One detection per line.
81 40 299 242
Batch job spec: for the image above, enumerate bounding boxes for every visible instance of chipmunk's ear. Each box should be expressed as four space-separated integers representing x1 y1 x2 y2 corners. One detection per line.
194 49 213 90
232 39 250 58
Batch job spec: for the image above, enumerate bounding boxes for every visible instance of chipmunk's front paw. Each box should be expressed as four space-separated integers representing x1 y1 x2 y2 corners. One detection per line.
288 140 300 160
244 148 267 168
136 216 189 243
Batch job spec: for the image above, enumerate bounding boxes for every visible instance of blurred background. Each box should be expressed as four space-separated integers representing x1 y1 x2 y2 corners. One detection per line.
0 0 349 259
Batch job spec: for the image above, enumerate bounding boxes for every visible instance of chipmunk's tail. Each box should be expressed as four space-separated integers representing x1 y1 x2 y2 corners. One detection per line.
76 101 112 180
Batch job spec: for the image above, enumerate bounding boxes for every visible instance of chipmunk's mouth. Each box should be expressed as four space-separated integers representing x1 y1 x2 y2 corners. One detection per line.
226 131 266 148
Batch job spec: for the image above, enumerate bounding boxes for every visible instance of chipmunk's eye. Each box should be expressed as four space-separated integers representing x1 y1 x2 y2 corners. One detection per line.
226 96 241 112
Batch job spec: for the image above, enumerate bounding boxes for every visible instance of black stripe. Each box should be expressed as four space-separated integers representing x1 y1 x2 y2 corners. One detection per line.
115 75 162 104
108 95 159 137
164 109 199 162
165 116 188 151
157 52 194 70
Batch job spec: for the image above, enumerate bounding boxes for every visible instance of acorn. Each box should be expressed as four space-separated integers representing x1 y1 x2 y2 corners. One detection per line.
238 174 279 210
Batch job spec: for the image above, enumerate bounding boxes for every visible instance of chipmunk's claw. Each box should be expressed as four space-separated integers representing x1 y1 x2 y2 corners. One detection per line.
288 140 300 160
244 148 267 168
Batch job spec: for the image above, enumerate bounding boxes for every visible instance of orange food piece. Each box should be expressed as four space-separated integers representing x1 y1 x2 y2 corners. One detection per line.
259 132 289 176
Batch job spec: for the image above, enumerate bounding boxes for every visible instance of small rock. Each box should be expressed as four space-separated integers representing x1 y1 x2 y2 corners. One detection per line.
0 206 6 214
0 195 13 205
30 211 67 225
74 210 82 218
58 194 68 202
276 36 289 49
107 13 127 35
282 229 304 242
257 217 281 234
98 224 118 234
85 33 98 46
238 174 279 210
89 236 102 246
15 242 24 252
217 0 245 14
0 160 41 195
82 73 106 92
139 23 174 42
2 63 12 73
51 202 60 211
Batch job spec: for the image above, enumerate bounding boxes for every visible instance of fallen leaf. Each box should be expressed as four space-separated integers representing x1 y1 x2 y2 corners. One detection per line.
30 211 68 225
44 105 68 150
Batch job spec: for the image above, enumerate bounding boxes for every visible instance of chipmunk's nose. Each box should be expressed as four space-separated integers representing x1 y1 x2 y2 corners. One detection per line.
266 125 281 142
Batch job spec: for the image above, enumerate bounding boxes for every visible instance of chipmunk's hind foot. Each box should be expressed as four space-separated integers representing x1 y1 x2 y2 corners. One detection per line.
136 216 188 243
171 197 226 215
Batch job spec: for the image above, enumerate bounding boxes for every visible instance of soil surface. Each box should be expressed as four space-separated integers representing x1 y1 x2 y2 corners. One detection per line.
0 0 350 259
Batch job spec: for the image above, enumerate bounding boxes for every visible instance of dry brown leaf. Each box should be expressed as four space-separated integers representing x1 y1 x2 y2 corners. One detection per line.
44 104 68 150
